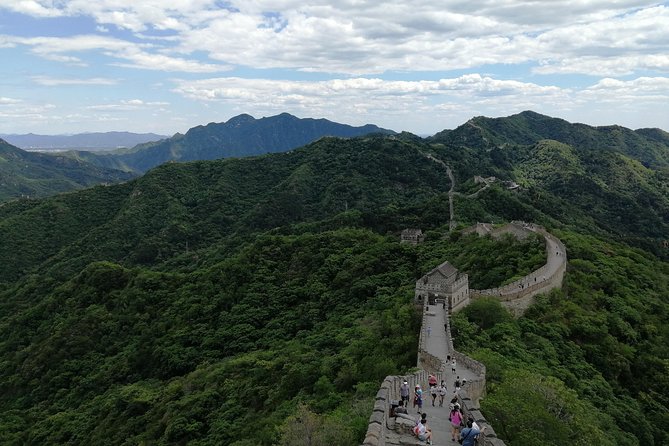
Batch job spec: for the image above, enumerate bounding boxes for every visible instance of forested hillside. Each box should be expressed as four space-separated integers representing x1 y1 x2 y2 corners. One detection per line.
0 114 667 445
0 139 134 202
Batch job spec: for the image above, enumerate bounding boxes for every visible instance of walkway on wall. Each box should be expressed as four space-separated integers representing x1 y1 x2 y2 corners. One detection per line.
419 304 479 444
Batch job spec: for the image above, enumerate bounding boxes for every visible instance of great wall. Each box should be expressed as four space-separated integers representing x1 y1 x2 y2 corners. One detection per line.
362 221 567 446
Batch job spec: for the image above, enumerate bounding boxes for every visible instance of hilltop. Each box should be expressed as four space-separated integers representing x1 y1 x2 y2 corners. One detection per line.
431 110 669 167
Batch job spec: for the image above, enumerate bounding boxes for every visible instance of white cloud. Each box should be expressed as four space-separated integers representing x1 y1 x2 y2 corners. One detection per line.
1 1 666 76
0 101 58 124
0 0 63 17
173 75 565 103
32 76 119 86
169 74 668 132
171 75 572 128
0 33 228 73
0 97 22 105
111 46 230 72
86 99 170 111
584 76 669 103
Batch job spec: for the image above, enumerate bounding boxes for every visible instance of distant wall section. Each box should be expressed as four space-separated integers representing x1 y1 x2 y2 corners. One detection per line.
469 221 566 315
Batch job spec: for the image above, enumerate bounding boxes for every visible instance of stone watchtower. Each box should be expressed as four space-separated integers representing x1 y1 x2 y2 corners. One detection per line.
414 260 469 312
400 228 424 245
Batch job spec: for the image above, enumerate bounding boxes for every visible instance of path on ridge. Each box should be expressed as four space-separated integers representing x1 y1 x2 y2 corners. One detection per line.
424 154 456 230
419 304 478 445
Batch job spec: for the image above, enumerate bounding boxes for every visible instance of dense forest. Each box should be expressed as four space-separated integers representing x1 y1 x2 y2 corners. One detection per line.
0 113 667 445
0 139 134 202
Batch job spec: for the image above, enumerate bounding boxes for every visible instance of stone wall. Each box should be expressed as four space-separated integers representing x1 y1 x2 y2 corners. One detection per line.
363 302 505 446
470 222 567 314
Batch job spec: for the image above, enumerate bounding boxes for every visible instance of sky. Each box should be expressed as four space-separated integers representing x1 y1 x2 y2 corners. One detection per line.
0 1 667 136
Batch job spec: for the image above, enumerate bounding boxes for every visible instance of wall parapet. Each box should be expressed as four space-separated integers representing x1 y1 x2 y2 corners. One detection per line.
361 370 432 446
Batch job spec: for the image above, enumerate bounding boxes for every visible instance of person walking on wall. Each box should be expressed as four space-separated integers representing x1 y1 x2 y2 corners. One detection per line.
449 405 464 442
430 382 438 406
451 358 456 374
400 380 410 408
413 385 423 413
437 380 447 407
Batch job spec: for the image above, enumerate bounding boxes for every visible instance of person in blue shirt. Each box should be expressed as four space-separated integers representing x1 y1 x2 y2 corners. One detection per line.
459 419 480 446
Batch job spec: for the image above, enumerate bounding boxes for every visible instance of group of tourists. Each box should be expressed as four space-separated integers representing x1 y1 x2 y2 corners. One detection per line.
400 372 482 445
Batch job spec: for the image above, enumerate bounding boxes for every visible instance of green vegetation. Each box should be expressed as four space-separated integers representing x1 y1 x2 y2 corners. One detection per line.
0 230 420 445
0 140 134 203
0 112 667 445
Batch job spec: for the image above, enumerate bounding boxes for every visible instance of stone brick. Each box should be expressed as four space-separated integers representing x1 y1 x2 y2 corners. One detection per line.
374 400 387 413
370 411 385 426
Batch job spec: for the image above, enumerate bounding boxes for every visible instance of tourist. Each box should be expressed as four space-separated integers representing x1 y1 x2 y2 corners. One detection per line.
394 399 408 415
449 395 459 410
459 418 480 446
428 373 437 388
449 405 464 442
400 380 410 408
437 381 447 407
455 376 462 393
430 382 438 406
451 358 456 374
413 385 423 413
413 417 433 444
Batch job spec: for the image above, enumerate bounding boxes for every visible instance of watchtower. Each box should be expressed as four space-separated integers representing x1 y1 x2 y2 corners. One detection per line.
414 260 469 312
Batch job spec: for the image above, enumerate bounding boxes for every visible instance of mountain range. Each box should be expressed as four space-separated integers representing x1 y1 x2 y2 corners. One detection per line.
0 111 667 445
71 112 395 173
0 113 393 202
0 132 167 151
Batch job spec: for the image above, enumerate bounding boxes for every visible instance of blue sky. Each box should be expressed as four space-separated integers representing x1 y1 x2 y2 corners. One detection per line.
0 1 667 135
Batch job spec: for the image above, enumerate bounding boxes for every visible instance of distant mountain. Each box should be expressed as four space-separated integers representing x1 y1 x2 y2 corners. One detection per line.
73 112 394 173
0 131 167 151
431 110 669 167
0 138 135 202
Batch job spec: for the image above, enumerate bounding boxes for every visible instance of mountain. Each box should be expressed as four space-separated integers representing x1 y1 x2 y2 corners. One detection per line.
72 112 394 173
0 114 667 445
0 131 167 151
431 110 669 167
0 138 135 202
